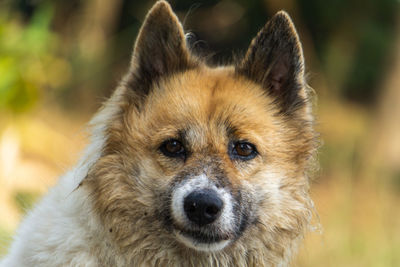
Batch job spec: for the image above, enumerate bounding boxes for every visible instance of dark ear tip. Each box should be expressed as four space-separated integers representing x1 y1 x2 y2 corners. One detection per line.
152 0 171 9
146 0 175 21
274 10 292 20
270 10 297 29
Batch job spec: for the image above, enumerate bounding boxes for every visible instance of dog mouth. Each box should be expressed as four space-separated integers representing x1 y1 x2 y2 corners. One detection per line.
173 227 233 252
175 225 233 242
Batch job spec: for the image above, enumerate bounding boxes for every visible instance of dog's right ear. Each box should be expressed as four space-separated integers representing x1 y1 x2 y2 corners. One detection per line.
127 1 195 99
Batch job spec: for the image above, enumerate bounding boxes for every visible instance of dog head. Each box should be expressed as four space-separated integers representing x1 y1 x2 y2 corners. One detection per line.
84 1 317 263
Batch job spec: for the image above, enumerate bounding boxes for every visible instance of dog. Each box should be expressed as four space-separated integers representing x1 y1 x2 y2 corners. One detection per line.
0 1 317 266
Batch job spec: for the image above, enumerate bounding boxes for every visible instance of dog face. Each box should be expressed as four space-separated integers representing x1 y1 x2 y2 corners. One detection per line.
84 0 316 262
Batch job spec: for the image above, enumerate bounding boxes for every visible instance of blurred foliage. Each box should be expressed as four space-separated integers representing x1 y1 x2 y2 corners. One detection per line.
0 0 398 114
298 0 398 103
0 2 64 113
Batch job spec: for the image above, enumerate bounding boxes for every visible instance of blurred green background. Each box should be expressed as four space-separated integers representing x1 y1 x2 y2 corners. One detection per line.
0 0 399 266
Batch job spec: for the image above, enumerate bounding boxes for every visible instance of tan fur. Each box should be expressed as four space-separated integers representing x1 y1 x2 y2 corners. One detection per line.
83 68 316 266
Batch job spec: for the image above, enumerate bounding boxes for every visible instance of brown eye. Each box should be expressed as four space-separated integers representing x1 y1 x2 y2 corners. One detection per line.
230 141 258 161
235 143 254 156
160 139 185 158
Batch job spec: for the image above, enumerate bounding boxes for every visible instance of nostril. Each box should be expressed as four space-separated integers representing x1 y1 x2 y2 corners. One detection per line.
205 205 219 216
184 189 223 226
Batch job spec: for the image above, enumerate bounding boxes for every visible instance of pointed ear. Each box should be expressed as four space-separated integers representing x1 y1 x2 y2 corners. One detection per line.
236 11 306 114
128 1 195 96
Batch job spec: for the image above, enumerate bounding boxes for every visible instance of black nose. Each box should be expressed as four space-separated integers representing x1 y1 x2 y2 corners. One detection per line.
183 189 223 226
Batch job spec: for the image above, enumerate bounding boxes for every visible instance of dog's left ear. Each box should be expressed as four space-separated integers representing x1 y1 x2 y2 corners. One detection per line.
236 11 306 114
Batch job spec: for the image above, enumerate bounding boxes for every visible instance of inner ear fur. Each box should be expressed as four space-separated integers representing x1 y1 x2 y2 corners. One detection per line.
236 11 306 114
126 1 196 101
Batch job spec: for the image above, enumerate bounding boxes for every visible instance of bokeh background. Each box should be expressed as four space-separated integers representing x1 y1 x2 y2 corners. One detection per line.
0 0 399 266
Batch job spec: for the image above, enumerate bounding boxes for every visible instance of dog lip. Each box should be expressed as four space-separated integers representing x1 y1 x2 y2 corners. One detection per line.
174 228 232 252
174 226 232 244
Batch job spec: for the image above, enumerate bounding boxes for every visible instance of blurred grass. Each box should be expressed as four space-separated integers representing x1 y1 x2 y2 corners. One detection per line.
0 226 12 257
296 180 400 267
0 191 40 257
13 191 40 215
294 98 400 267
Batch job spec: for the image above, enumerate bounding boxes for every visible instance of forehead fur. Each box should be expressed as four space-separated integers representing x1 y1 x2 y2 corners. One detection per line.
142 67 277 135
